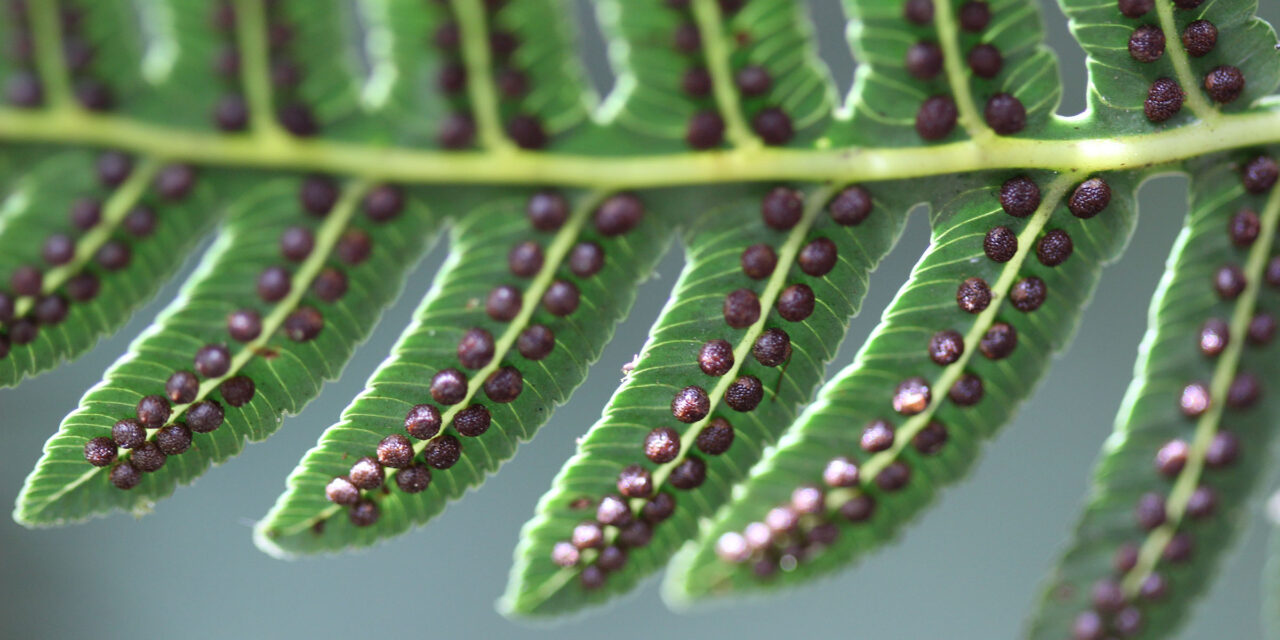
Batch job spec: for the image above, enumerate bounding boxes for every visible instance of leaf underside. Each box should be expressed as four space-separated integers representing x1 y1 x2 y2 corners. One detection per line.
256 187 672 556
503 181 910 615
0 152 222 387
0 0 1278 633
15 176 442 525
1028 152 1280 640
668 169 1140 603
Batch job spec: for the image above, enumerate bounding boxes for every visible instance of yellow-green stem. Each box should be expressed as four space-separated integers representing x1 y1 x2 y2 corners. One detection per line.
451 0 514 151
3 108 1280 187
232 0 287 140
933 0 989 138
27 0 74 110
1154 0 1216 121
691 0 759 148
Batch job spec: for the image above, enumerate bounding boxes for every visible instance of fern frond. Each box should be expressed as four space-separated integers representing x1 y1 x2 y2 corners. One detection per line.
1029 151 1280 640
0 152 219 385
256 187 670 555
503 181 911 615
668 168 1140 601
16 176 440 525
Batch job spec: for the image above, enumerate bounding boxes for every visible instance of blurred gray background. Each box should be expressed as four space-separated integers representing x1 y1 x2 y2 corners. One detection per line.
3 1 1278 638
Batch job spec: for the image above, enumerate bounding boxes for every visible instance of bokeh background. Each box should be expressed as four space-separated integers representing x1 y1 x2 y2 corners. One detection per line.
3 1 1279 638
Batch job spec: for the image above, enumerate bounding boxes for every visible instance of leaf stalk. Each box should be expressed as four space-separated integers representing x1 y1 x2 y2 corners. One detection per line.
3 107 1280 187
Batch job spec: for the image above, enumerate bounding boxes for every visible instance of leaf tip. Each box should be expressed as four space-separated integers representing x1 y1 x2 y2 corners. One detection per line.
658 545 704 608
664 536 786 607
12 470 60 529
251 520 298 560
494 566 546 619
11 502 44 529
496 553 589 620
11 496 79 529
493 591 522 619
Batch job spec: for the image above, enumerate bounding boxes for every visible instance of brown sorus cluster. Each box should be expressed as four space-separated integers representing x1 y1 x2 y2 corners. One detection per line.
717 171 1111 577
1203 66 1245 104
1117 5 1229 122
320 188 645 528
208 1 319 135
281 307 322 343
432 2 544 148
26 164 212 485
90 173 407 491
5 1 115 111
916 95 958 141
1145 78 1185 124
906 42 943 80
1000 176 1041 218
547 182 879 585
664 0 793 148
905 2 1025 139
1 156 200 362
983 226 1018 262
1010 277 1047 312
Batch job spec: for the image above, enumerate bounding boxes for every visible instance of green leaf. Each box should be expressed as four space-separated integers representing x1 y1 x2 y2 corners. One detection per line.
1059 0 1280 129
125 0 247 130
668 169 1139 602
70 0 148 115
270 0 368 137
597 0 834 151
0 152 221 386
3 0 148 115
374 0 469 146
486 0 595 140
2 0 1280 629
0 145 53 192
502 182 910 617
837 0 1061 146
1027 152 1280 640
377 0 595 148
14 176 441 525
255 187 671 555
